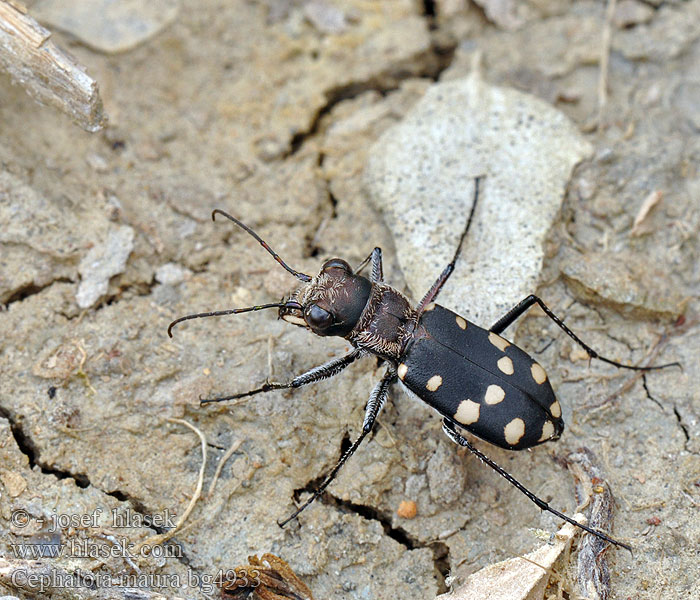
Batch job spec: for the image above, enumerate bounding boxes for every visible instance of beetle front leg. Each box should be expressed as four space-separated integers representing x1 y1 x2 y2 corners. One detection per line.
355 247 384 283
489 294 679 372
200 349 364 404
417 176 483 313
278 367 396 527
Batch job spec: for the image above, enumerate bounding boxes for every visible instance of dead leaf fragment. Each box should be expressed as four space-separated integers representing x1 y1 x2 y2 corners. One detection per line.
222 553 313 599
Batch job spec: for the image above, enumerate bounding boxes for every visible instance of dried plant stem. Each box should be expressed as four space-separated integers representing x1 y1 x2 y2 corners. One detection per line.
0 0 105 131
133 418 207 553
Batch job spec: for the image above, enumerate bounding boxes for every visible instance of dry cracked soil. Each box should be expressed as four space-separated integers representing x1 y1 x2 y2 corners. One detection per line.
1 1 699 599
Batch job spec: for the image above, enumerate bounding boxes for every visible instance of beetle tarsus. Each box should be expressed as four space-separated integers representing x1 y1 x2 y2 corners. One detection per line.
199 350 364 405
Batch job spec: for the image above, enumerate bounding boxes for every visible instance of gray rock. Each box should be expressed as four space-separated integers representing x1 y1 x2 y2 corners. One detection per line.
365 70 592 325
76 225 135 308
33 0 180 54
614 0 654 28
0 171 91 304
614 1 700 61
304 1 348 34
155 262 191 286
427 441 467 505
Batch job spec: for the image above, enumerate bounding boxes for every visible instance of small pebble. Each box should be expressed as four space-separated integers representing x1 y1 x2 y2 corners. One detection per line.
397 500 417 519
155 262 191 286
304 1 347 34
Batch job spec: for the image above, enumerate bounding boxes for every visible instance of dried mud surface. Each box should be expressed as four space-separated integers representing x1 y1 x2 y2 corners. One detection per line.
1 1 698 599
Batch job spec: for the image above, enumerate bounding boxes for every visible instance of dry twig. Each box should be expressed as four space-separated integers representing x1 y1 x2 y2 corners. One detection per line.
0 0 105 131
587 0 617 131
568 448 617 600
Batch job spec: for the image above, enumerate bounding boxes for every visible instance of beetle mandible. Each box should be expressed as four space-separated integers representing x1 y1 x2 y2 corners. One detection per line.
169 177 676 550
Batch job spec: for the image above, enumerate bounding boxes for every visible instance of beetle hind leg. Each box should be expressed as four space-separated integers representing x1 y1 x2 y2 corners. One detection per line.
441 419 631 551
490 294 679 372
416 176 484 313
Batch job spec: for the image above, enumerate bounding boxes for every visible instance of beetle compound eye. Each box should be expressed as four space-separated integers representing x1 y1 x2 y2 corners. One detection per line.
322 258 352 273
306 304 334 330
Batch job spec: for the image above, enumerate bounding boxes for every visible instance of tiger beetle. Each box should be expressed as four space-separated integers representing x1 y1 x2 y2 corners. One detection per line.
168 177 677 551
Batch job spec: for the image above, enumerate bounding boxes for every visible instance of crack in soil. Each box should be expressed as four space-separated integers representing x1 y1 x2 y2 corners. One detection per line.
422 0 437 19
0 408 199 569
642 373 690 446
286 38 456 157
0 405 91 489
306 176 339 258
326 493 451 594
604 331 635 353
95 276 160 312
2 277 74 308
642 374 664 410
291 432 451 594
672 405 691 444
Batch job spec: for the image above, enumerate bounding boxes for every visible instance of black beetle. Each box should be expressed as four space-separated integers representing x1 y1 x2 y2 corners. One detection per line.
169 177 676 549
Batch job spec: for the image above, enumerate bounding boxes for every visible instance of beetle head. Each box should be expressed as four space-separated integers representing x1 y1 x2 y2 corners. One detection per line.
279 258 372 338
167 212 372 340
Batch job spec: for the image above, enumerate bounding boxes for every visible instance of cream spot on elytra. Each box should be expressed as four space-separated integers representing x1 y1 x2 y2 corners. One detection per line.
539 421 555 442
484 385 505 405
454 400 480 425
504 418 526 446
550 401 562 419
488 332 510 352
531 363 547 384
426 375 443 391
497 356 514 375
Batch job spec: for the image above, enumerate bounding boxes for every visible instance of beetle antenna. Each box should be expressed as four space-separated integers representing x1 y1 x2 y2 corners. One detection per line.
168 301 302 337
212 209 312 282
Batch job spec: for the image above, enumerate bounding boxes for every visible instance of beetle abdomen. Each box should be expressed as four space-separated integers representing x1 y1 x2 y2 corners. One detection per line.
398 304 564 450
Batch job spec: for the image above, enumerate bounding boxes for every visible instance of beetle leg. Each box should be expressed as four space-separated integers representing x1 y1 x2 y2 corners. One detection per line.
355 247 384 283
441 419 631 551
490 294 679 372
200 349 364 404
370 247 383 284
417 176 483 313
278 367 397 527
